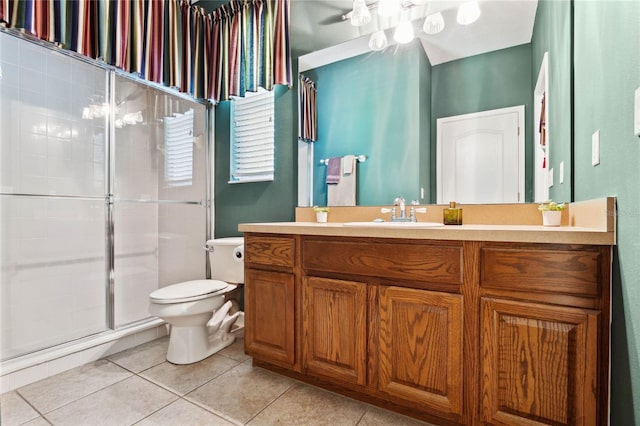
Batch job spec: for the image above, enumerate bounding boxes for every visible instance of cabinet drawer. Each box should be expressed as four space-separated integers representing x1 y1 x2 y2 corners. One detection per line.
302 238 463 285
245 235 295 268
480 246 601 297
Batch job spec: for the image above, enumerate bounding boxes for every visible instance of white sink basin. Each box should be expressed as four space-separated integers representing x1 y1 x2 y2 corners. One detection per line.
342 221 444 228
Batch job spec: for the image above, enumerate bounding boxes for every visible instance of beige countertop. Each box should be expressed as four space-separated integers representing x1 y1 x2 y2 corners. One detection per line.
238 221 615 245
239 198 616 246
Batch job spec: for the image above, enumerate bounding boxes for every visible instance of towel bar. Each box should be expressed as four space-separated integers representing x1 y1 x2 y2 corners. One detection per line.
320 154 367 165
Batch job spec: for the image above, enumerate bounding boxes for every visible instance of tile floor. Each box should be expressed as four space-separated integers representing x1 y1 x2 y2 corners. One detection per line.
1 337 434 426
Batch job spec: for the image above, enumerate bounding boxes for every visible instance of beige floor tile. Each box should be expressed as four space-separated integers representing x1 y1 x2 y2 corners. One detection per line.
20 417 50 426
186 363 294 424
135 398 235 426
45 376 177 426
247 383 368 426
17 359 132 413
217 338 251 363
140 354 239 396
0 391 40 426
107 337 169 373
358 406 435 426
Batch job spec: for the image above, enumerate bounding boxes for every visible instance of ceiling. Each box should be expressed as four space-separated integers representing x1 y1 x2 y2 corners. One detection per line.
290 0 538 65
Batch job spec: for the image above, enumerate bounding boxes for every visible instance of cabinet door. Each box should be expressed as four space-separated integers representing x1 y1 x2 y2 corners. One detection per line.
481 298 599 426
245 269 295 368
378 286 464 416
303 277 367 386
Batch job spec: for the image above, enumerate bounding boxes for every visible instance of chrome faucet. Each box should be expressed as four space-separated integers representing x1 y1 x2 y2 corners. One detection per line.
394 197 406 219
380 198 427 222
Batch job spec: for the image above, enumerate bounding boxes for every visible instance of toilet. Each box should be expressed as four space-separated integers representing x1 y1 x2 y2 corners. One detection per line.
149 237 244 365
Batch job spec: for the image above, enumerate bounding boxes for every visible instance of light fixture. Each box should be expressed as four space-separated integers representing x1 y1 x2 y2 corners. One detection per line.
369 30 388 51
422 12 445 35
393 11 414 44
350 0 371 26
457 1 481 25
377 0 400 17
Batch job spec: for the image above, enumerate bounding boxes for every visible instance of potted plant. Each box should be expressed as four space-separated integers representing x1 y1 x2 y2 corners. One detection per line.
538 201 566 226
313 206 330 223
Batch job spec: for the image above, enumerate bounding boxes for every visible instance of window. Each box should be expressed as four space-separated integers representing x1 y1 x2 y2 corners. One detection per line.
164 109 194 187
230 89 275 183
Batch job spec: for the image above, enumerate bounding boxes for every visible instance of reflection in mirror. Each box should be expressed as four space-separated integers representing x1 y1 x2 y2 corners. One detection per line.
297 0 572 207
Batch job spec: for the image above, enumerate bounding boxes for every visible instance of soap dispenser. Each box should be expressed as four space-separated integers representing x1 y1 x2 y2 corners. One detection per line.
443 201 463 225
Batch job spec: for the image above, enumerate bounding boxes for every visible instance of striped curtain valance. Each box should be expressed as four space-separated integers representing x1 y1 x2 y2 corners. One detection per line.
0 0 291 103
298 75 317 142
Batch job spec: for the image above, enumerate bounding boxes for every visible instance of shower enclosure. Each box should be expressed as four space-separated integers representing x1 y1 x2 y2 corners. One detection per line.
0 31 210 364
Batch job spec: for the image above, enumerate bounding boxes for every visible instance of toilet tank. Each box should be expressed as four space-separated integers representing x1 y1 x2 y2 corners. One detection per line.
208 237 244 284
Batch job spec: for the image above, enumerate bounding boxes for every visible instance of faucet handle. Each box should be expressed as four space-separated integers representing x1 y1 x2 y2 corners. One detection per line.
380 207 397 220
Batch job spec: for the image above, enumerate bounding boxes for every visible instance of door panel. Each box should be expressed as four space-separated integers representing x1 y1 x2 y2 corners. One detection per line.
481 298 599 425
437 106 524 204
378 286 464 416
303 277 367 385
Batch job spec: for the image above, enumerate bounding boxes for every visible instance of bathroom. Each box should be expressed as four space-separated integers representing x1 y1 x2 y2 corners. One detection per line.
1 0 639 424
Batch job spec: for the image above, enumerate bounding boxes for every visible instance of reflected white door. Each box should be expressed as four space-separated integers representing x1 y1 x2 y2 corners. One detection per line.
437 106 524 204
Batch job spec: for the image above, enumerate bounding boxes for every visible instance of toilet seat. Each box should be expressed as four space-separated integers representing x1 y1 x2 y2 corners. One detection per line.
150 280 232 304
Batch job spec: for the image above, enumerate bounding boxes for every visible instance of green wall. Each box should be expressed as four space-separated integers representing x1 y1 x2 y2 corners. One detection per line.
573 0 640 423
307 41 429 206
532 0 573 203
214 83 297 237
431 44 534 201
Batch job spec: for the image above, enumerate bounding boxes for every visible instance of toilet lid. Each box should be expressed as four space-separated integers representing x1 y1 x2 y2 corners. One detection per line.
150 280 229 304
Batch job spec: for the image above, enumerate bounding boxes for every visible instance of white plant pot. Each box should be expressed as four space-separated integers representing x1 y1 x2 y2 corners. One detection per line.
316 211 328 223
542 210 562 227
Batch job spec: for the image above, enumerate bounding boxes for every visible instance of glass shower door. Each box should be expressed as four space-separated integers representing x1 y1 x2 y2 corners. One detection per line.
111 74 207 328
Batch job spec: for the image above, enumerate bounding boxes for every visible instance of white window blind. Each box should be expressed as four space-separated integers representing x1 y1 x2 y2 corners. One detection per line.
230 89 275 183
164 109 194 187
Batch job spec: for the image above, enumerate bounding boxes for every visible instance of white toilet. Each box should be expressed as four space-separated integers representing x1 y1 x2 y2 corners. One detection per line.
149 237 244 365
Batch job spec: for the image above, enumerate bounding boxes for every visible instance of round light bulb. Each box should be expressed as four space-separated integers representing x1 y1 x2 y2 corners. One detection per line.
423 12 445 35
369 30 388 51
394 18 414 44
457 1 481 25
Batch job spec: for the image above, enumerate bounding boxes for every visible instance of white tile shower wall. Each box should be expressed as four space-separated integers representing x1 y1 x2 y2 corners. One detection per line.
0 32 106 197
0 198 107 360
0 33 109 360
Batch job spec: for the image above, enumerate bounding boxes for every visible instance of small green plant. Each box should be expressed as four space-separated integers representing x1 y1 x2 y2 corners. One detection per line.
538 200 567 211
313 206 330 213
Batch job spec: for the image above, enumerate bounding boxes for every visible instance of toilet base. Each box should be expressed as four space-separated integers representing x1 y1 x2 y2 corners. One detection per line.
166 325 236 365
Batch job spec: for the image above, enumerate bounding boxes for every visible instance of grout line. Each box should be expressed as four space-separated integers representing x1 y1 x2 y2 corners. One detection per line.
182 396 244 426
13 391 50 424
129 395 177 426
15 369 132 417
354 406 370 425
242 381 299 425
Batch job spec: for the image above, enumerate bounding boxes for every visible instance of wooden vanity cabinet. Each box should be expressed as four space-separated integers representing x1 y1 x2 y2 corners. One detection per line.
243 234 611 426
479 243 610 426
300 237 470 424
243 235 297 369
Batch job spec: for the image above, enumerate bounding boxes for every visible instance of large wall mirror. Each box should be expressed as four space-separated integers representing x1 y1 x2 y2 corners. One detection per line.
297 0 572 207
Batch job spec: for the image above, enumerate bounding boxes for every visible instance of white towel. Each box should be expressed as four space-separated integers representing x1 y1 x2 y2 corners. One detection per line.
342 155 355 175
328 157 357 206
